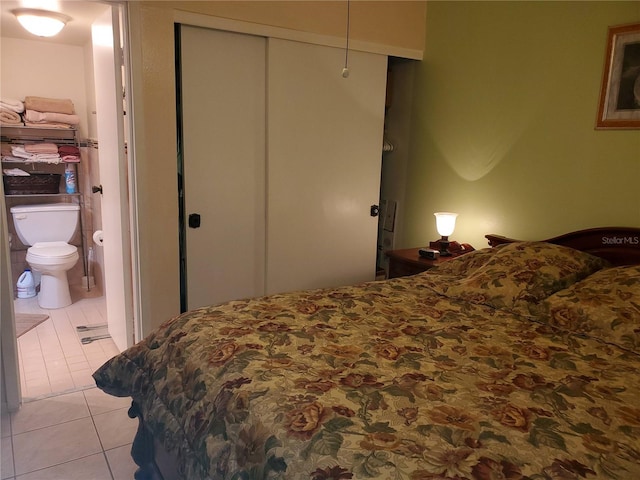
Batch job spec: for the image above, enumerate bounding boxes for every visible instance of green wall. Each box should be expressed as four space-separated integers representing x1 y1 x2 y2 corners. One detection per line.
402 1 640 250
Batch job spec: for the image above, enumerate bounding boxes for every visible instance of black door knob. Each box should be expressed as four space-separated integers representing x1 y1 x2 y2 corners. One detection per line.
188 213 201 228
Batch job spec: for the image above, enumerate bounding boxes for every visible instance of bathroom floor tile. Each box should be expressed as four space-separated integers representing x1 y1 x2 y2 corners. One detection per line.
21 382 53 400
68 360 91 373
14 296 118 402
42 359 67 371
48 378 76 394
21 365 47 380
12 417 101 476
70 369 96 389
21 366 46 381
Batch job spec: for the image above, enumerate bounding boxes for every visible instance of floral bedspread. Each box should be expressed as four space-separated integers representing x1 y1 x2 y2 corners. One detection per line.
94 262 640 479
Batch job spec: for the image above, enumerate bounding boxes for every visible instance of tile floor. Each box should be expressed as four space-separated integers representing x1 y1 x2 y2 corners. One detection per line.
1 295 138 479
14 295 119 401
1 388 138 479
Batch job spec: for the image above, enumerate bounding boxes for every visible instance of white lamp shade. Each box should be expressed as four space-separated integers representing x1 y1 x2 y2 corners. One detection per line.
13 9 71 37
434 212 458 237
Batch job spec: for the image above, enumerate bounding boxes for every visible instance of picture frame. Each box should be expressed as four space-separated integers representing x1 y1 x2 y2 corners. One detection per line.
596 22 640 129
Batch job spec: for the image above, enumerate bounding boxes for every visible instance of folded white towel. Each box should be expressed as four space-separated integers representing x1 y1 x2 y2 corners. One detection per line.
10 146 61 164
11 146 33 159
0 156 29 163
0 108 23 125
3 168 30 176
10 146 45 162
0 98 25 113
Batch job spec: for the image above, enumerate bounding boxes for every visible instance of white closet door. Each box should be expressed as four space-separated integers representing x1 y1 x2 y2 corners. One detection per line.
181 26 266 309
266 39 387 294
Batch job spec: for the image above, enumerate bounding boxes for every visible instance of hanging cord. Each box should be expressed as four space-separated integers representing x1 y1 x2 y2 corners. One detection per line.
342 0 350 78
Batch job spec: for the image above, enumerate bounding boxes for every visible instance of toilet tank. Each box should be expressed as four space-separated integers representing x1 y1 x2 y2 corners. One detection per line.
10 203 80 246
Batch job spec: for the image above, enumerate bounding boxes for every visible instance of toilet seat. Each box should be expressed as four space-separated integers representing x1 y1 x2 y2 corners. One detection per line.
27 242 78 264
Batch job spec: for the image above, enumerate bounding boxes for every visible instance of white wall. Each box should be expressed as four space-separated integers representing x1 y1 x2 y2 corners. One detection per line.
0 38 89 138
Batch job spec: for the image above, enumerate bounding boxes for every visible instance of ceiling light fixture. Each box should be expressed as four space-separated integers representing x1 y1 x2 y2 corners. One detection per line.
12 8 72 37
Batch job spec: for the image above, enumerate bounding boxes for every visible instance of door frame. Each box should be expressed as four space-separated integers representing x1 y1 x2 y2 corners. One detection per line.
120 2 143 345
1 188 20 412
92 3 137 352
0 1 141 410
174 24 187 313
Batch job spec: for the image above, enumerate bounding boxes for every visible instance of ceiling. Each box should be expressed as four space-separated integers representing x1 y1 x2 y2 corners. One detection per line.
0 1 109 46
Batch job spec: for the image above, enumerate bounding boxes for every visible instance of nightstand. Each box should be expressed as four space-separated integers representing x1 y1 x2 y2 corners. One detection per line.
385 248 454 279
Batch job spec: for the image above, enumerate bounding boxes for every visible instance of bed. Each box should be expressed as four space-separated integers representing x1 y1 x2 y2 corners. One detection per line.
93 227 640 480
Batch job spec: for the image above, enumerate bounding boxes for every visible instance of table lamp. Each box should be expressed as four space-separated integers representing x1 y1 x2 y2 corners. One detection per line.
433 212 458 256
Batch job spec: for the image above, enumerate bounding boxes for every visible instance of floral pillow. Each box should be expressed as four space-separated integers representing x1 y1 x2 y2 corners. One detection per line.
428 242 609 315
429 247 496 276
541 265 640 354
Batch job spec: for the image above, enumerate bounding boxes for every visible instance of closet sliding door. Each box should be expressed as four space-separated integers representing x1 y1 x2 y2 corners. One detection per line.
180 27 388 308
266 38 388 294
180 26 266 310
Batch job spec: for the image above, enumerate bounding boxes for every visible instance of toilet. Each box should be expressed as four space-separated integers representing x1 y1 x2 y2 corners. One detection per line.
10 203 80 309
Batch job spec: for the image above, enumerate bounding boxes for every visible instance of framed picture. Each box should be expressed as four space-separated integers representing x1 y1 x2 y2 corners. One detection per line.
596 22 640 129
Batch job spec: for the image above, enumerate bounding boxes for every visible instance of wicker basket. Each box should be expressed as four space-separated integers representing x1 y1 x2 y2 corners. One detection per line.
3 173 61 195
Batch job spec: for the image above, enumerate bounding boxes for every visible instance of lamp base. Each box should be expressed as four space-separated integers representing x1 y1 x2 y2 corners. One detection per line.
440 239 452 256
429 238 451 256
429 238 476 257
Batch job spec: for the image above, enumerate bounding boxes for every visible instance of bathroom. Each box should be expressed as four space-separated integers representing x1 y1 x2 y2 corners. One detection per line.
1 1 134 403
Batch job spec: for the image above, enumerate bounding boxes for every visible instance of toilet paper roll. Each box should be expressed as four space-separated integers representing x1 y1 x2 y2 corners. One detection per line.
93 230 104 246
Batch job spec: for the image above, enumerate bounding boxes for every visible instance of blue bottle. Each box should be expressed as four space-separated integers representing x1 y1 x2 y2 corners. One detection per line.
64 164 76 194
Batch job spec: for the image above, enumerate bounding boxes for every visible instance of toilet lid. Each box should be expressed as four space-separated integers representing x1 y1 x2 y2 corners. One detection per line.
27 242 78 260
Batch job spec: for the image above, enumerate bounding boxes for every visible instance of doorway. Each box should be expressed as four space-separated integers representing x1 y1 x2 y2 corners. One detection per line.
0 1 136 406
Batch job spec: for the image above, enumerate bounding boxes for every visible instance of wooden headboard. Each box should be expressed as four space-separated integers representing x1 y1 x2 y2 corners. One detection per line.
486 227 640 266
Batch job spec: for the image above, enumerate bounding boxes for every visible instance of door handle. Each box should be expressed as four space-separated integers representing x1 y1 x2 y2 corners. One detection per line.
370 205 380 217
188 213 201 228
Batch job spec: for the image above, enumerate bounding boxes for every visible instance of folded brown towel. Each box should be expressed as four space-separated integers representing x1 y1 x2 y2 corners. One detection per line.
24 122 72 129
24 96 75 115
24 143 59 154
24 109 80 125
